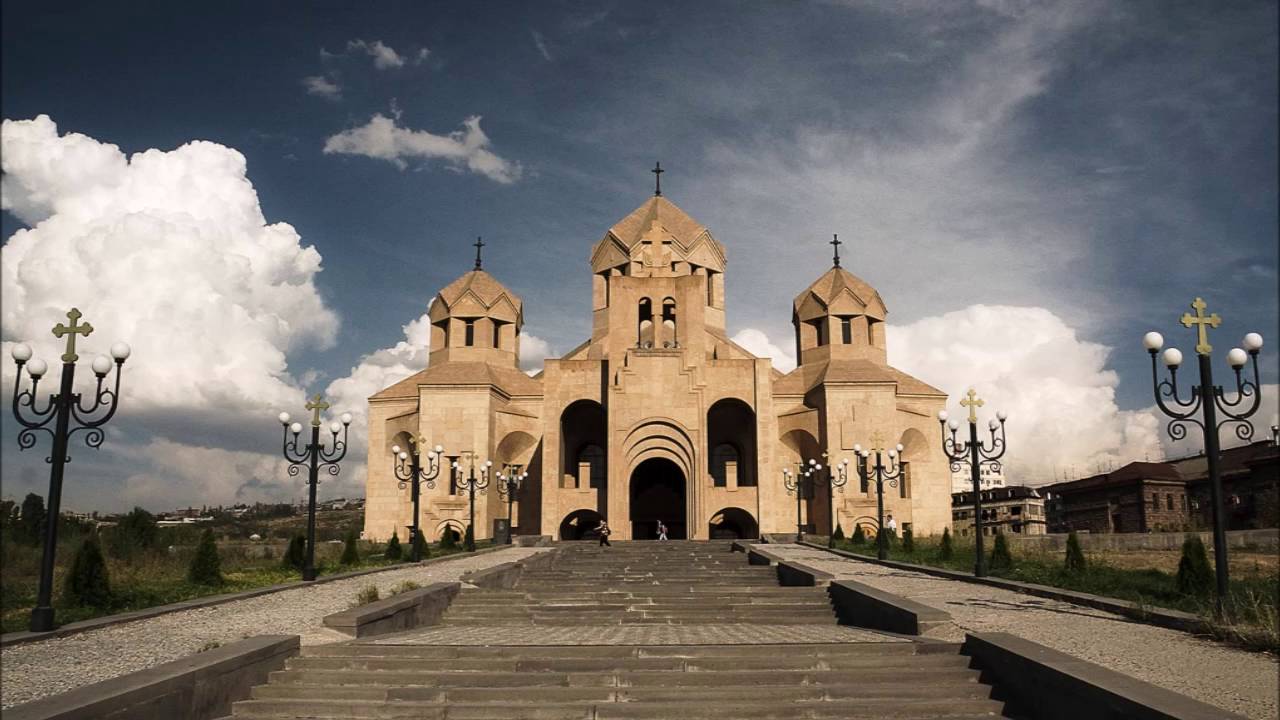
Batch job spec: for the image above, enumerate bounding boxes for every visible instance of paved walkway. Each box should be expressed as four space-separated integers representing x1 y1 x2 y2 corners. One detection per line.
767 543 1279 720
369 623 900 646
0 546 549 709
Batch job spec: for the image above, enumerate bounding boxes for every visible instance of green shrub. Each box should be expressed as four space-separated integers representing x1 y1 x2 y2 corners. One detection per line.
384 532 402 560
282 535 306 570
187 529 223 586
464 524 475 549
389 580 422 596
412 530 429 560
1176 534 1213 597
1064 531 1087 574
832 523 845 541
440 528 457 550
902 527 914 553
350 585 380 608
109 507 158 559
65 535 112 608
17 493 47 546
340 529 359 566
851 523 866 546
989 531 1013 573
939 527 954 560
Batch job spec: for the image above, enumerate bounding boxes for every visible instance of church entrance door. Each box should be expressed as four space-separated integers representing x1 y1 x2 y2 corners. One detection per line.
629 458 687 539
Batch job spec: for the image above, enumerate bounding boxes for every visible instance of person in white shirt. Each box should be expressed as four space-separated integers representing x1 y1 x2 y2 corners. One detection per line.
657 521 668 541
886 514 898 533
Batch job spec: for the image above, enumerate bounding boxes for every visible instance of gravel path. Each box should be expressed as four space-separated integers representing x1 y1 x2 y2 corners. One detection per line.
1 546 549 708
768 544 1279 720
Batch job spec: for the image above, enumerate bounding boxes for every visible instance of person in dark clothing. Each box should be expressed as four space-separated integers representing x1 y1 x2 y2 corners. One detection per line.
595 519 611 546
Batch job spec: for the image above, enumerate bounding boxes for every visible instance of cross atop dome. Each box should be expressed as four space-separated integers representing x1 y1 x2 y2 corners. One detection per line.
652 161 664 197
830 234 842 268
473 236 485 270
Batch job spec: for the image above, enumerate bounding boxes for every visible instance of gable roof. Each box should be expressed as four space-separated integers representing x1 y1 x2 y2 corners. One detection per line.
591 196 726 272
370 361 542 400
793 266 886 319
436 270 523 313
773 359 945 396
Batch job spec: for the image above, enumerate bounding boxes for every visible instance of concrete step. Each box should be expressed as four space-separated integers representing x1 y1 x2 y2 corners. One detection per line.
284 652 966 673
301 642 926 659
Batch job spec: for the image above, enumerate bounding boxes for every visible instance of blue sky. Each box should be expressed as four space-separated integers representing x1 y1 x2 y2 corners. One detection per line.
2 1 1276 511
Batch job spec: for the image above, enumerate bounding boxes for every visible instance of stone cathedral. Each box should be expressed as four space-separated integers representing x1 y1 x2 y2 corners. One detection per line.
364 192 951 542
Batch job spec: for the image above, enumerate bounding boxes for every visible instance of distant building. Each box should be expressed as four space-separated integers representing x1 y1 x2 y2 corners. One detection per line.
1170 440 1279 531
952 486 1046 536
951 463 1007 494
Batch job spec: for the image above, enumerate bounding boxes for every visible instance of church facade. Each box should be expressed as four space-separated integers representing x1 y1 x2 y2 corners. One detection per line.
364 194 951 542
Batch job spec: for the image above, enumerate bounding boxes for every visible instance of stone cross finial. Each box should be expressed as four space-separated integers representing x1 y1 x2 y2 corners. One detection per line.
830 234 842 268
960 388 984 424
306 394 330 427
52 308 94 363
652 162 664 197
473 236 485 270
1180 297 1220 355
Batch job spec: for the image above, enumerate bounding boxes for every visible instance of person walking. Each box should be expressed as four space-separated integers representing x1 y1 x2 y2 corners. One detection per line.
885 514 898 533
657 520 668 541
595 518 612 547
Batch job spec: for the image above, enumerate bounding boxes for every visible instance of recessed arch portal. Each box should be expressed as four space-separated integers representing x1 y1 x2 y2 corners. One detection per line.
630 458 687 539
708 507 758 539
559 509 603 541
435 520 464 544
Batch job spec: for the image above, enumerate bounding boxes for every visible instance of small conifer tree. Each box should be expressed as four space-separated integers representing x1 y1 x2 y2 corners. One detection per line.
282 535 306 570
1175 534 1213 597
440 528 458 550
902 527 914 553
851 523 867 545
384 532 402 560
412 530 429 560
187 528 223 586
66 535 112 608
832 523 845 542
340 529 359 566
1064 531 1087 574
464 523 475 549
989 530 1013 573
939 527 954 560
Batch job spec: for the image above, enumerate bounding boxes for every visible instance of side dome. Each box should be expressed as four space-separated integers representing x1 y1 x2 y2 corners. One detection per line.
792 266 888 366
427 269 524 368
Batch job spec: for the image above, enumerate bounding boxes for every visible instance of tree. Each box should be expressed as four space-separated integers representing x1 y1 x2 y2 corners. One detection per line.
384 532 402 560
832 523 845 542
464 523 475 550
282 535 306 570
902 527 915 553
440 528 457 550
187 529 223 586
989 530 1013 574
1064 531 1087 574
18 493 47 546
110 506 158 559
340 529 359 566
65 535 112 608
851 523 866 546
939 527 954 560
412 530 429 560
1176 534 1213 597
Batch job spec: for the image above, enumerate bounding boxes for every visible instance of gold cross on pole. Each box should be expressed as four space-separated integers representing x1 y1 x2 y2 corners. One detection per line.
305 394 330 427
1180 297 1221 355
52 308 94 363
960 388 984 424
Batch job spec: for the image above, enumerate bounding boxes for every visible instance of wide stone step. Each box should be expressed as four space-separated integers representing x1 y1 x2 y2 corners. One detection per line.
302 642 927 659
284 653 959 673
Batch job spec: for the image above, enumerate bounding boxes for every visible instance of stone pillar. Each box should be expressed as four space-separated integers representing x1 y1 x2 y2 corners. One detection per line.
725 460 739 491
577 462 592 490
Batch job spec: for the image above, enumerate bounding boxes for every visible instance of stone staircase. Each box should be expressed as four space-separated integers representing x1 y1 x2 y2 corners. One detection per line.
231 541 1012 719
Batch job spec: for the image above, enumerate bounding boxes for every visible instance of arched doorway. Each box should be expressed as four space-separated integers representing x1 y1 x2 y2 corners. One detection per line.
708 507 758 539
559 509 603 541
435 521 463 544
630 458 686 539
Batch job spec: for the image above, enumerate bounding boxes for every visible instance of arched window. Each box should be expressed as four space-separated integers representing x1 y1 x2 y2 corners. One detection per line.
710 443 739 487
661 297 677 348
464 319 475 346
638 299 654 348
840 317 853 344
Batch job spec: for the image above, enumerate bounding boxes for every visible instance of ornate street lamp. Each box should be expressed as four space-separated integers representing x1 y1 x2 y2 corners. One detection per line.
853 435 905 560
452 453 492 552
278 395 352 581
1144 297 1265 614
782 458 823 543
496 464 528 544
939 389 1008 577
10 308 130 632
392 437 444 561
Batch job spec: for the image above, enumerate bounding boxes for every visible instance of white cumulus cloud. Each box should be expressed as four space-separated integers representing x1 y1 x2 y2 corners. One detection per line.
347 39 407 70
519 332 554 374
323 114 522 184
731 327 796 372
301 75 342 100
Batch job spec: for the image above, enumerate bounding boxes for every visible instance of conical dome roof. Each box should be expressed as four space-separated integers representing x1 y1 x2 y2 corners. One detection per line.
793 266 886 320
435 269 523 317
591 196 726 273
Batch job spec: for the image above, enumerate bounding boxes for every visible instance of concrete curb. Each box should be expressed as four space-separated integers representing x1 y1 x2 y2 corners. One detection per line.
0 545 509 648
828 579 952 636
322 582 460 638
795 541 1210 635
963 632 1248 720
4 635 299 720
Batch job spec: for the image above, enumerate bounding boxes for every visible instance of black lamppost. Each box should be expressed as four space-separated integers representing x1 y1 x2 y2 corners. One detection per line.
278 395 352 581
496 464 527 544
939 389 1008 578
823 455 851 548
451 452 492 552
782 458 823 543
10 308 130 632
1144 298 1264 614
854 436 905 560
391 437 444 561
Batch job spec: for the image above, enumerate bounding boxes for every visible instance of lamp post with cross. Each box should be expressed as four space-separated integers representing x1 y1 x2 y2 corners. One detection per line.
451 452 492 552
782 458 823 543
391 437 445 562
853 433 907 561
496 464 528 544
278 394 352 581
938 389 1008 577
10 308 131 632
1144 297 1265 613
